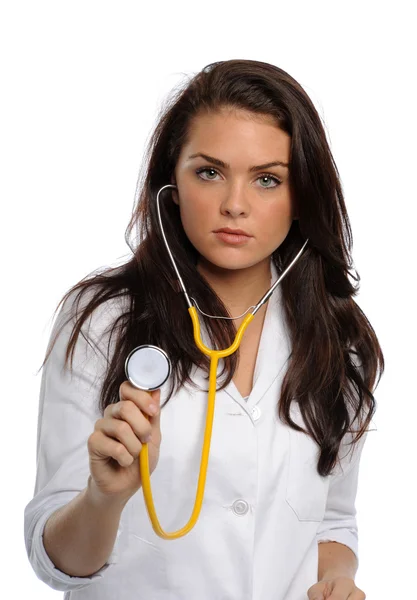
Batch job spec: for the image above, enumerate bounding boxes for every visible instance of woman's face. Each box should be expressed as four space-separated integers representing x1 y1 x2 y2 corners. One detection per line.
172 107 296 273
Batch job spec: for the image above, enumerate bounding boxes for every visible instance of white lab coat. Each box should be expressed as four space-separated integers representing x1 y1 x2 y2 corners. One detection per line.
24 259 367 600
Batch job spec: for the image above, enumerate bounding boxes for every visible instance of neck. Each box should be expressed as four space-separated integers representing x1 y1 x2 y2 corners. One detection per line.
196 257 272 319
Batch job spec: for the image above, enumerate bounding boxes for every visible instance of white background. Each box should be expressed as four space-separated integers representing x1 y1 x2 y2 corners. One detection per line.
1 1 415 598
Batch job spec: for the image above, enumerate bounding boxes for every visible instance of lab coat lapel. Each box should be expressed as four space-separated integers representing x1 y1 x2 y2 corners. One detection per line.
224 259 292 410
187 260 292 412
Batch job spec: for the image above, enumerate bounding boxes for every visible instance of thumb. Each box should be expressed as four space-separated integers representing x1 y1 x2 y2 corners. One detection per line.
150 388 161 405
149 388 162 428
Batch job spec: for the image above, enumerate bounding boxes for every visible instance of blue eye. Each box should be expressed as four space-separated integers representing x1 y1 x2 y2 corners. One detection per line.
195 167 282 190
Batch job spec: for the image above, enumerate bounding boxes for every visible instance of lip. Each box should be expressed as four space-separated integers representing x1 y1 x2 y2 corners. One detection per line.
214 228 252 236
213 230 252 245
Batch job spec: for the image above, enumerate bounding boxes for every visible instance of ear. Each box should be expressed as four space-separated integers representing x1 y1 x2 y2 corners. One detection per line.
170 175 179 205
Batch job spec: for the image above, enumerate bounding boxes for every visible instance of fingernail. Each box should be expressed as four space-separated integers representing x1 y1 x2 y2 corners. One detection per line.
148 404 158 415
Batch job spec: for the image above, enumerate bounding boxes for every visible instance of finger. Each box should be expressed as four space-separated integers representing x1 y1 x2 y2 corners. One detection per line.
307 581 327 600
119 381 160 417
308 592 324 600
111 400 153 441
96 415 147 457
326 577 356 599
307 583 324 600
89 430 137 467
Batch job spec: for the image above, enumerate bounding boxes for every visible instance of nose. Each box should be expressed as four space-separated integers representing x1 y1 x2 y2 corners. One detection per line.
219 185 250 218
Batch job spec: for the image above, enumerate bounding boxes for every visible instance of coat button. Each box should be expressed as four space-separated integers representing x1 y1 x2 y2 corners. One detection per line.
251 405 261 421
232 499 249 516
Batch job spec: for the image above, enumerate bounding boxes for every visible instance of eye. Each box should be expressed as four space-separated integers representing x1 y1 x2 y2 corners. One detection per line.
196 167 219 181
195 167 282 190
257 173 282 189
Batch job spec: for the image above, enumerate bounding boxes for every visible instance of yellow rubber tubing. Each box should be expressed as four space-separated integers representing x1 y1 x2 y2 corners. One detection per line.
138 306 255 539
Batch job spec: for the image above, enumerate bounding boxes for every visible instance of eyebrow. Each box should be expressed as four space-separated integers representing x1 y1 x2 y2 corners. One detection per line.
187 152 290 171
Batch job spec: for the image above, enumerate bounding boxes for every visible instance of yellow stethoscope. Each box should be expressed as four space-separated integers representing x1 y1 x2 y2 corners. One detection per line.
124 183 309 539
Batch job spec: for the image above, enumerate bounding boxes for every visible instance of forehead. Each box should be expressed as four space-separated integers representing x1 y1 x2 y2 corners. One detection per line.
189 107 282 135
179 108 290 162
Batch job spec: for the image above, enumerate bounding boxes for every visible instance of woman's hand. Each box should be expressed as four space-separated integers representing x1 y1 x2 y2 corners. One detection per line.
87 381 162 503
307 576 366 599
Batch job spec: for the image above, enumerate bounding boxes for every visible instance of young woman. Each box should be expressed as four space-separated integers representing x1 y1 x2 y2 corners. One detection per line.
24 59 383 600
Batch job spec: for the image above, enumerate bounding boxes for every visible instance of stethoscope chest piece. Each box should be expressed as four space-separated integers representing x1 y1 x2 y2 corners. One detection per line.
124 345 171 391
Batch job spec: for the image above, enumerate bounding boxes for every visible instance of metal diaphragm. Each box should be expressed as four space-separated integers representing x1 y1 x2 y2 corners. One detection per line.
124 345 171 391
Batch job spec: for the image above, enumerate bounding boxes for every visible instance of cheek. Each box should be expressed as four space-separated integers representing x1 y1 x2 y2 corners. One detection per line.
259 203 292 229
178 200 208 241
256 205 293 247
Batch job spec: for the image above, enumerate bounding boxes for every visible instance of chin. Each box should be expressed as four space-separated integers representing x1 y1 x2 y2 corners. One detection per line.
197 251 260 273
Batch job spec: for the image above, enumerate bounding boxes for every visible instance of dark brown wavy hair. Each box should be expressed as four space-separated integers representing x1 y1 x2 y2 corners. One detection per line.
40 59 384 477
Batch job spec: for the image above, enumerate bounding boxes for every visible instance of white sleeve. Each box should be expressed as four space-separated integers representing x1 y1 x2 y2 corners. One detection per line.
24 291 123 592
315 427 368 565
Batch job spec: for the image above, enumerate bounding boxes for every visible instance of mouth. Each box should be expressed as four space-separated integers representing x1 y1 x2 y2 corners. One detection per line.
214 228 251 236
213 229 252 245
